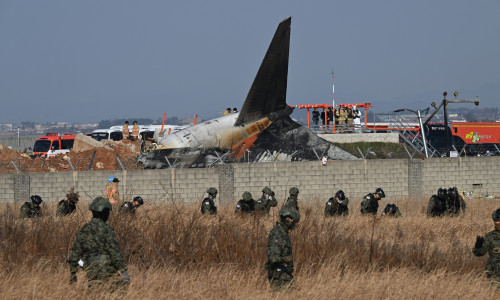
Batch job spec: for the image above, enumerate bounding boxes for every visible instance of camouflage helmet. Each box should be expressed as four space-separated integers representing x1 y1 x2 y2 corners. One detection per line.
289 187 299 196
89 197 112 212
207 187 218 196
242 191 253 201
492 208 500 221
375 188 385 198
133 196 144 206
448 187 456 197
437 188 447 198
335 190 345 200
30 195 43 205
262 187 272 195
279 206 300 223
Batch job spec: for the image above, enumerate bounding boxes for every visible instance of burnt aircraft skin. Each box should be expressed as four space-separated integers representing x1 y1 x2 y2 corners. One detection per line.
155 17 293 151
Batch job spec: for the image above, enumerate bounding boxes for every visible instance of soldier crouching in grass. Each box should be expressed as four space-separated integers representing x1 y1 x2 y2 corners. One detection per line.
56 188 79 217
473 208 500 283
266 206 300 291
68 197 130 290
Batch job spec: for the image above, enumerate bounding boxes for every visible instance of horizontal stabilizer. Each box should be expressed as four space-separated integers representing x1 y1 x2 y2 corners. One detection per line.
235 17 291 126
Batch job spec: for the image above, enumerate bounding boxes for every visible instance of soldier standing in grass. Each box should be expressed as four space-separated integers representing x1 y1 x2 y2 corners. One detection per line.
19 195 43 219
426 188 448 217
69 197 130 289
255 187 278 215
266 206 300 290
360 188 385 215
119 196 144 215
56 188 79 217
325 190 349 217
284 187 300 211
234 191 256 214
472 208 500 283
201 187 218 215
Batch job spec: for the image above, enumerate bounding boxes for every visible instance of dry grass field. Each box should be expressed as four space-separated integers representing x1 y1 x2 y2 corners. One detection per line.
1 197 499 299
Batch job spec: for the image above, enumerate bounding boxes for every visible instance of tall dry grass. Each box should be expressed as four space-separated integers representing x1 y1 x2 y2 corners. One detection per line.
0 197 499 299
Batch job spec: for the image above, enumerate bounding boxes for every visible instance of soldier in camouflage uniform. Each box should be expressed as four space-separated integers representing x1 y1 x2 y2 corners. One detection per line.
255 187 278 215
445 187 466 216
201 187 218 215
381 203 402 217
56 188 79 217
360 188 385 215
119 196 144 215
472 208 500 283
68 197 130 288
266 206 300 290
426 188 448 217
19 195 43 219
284 187 300 211
325 190 349 217
235 191 256 214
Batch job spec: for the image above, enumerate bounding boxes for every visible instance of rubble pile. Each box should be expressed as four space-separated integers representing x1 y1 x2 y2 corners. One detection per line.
248 119 358 162
0 142 33 173
0 137 142 173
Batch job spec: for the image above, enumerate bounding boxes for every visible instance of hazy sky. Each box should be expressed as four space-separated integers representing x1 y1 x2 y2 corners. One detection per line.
1 1 499 123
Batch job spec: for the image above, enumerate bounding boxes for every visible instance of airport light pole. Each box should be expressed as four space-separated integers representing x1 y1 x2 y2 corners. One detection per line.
394 108 429 158
424 91 479 157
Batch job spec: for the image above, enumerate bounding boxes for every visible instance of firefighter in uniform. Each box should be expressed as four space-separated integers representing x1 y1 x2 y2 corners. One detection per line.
105 177 120 205
131 121 140 140
122 121 130 140
105 176 114 201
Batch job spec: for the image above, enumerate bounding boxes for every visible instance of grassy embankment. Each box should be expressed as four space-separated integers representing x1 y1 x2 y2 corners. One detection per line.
0 197 499 299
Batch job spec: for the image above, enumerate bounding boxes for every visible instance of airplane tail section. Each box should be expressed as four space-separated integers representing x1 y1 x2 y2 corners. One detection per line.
234 17 291 126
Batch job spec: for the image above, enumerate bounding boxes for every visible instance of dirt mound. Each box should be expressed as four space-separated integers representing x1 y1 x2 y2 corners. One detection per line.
0 142 33 173
0 140 142 173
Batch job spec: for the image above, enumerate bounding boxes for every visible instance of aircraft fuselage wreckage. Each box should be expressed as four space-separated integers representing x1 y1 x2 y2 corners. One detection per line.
140 17 354 168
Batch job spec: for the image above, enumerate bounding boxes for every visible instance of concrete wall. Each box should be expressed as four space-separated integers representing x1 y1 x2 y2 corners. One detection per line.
1 157 499 206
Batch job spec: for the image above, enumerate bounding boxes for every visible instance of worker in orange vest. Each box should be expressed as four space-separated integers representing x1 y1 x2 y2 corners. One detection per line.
105 177 121 204
122 121 130 140
104 176 114 200
109 178 121 205
131 121 140 140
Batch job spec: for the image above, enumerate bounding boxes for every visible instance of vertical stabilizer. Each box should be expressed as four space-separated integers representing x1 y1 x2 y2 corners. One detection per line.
234 17 291 126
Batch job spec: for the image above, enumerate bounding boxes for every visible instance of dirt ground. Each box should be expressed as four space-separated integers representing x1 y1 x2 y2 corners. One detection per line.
0 140 142 173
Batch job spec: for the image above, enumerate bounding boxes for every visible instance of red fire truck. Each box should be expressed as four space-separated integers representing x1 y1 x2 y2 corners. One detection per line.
33 133 76 158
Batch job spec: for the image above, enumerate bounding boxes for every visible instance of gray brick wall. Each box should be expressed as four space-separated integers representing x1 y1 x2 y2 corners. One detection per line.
1 157 499 206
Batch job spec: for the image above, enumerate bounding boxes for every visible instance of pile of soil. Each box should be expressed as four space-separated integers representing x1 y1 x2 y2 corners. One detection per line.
0 140 142 173
0 143 33 173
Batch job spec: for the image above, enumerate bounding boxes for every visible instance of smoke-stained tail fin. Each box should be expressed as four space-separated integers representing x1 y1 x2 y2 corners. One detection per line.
234 17 291 126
